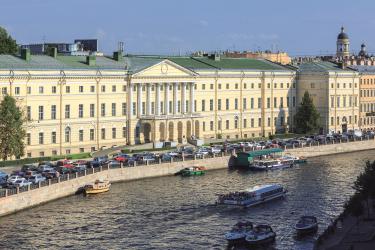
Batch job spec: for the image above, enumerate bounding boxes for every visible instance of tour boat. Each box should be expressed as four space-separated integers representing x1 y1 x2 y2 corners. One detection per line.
250 159 293 171
84 179 111 194
245 224 276 246
295 216 318 234
273 158 294 170
216 184 287 208
283 154 307 164
179 166 206 177
225 221 253 244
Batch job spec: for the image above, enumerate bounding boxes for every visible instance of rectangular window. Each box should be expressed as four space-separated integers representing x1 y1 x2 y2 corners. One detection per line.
210 84 214 90
287 97 289 108
337 96 340 108
112 128 116 139
90 104 95 117
52 86 56 94
251 118 254 128
65 86 70 93
210 121 214 131
258 118 262 127
101 85 106 92
51 105 56 120
79 86 84 93
122 85 127 92
38 106 44 120
218 99 222 110
122 127 127 138
194 100 197 112
15 87 20 95
101 103 106 117
151 102 155 114
209 99 213 111
243 119 247 128
267 98 270 108
349 96 352 107
79 130 84 142
112 85 116 92
65 105 70 119
65 129 70 142
355 115 357 124
274 97 277 108
226 120 229 129
101 128 106 140
218 84 222 89
79 104 84 118
178 101 181 112
280 97 284 108
226 84 229 89
39 86 44 94
51 132 56 144
90 86 95 92
122 103 127 116
202 84 205 90
343 96 346 107
226 99 229 110
218 120 222 130
234 119 238 129
132 102 136 115
235 83 238 89
251 98 254 109
243 98 247 110
258 98 262 109
169 101 172 113
234 98 238 109
39 132 44 144
112 103 116 116
90 129 95 141
267 117 271 127
27 106 31 121
142 102 146 115
202 122 206 131
201 100 205 112
27 133 31 145
331 96 334 107
27 86 31 94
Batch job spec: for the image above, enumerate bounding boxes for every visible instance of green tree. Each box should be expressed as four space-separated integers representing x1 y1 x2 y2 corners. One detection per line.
0 26 18 54
353 161 375 218
0 95 26 160
295 91 320 134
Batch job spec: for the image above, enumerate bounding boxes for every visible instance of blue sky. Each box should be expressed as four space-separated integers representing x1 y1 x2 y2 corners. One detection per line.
1 0 375 56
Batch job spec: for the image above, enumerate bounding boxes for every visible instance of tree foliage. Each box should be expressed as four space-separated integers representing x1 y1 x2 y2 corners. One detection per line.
0 95 26 160
295 91 320 134
0 26 18 54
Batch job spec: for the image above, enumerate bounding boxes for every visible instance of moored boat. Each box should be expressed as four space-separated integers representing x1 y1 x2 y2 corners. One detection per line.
225 221 253 244
245 224 276 246
179 166 206 176
216 184 287 208
83 179 111 194
295 216 318 234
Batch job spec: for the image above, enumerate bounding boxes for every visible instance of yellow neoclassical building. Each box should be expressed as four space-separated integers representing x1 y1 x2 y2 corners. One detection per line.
0 51 297 157
296 61 360 133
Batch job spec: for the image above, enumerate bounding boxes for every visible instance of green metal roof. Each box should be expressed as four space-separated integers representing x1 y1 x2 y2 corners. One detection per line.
237 148 284 157
190 57 287 70
298 61 355 72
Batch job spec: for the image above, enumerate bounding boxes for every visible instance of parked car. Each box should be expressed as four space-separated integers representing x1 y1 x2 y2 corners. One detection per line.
29 174 46 184
37 165 55 173
25 170 39 179
210 147 222 154
0 171 8 181
113 154 130 162
11 179 32 187
93 156 109 164
108 160 121 168
74 164 87 172
7 175 25 184
42 170 60 179
21 164 38 172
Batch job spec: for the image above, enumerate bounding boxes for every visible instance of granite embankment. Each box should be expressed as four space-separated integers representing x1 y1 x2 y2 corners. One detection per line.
1 138 375 217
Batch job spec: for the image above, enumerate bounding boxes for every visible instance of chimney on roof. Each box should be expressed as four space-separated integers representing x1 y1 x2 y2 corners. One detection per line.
113 51 123 61
21 48 31 61
86 55 96 66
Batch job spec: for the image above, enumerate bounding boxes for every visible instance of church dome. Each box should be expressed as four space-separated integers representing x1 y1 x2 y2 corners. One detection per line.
337 26 349 40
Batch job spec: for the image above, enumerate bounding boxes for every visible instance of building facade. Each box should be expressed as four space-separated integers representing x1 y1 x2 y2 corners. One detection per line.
0 52 297 158
297 61 360 133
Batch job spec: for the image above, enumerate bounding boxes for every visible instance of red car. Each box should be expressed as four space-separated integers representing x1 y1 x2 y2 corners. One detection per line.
113 154 129 162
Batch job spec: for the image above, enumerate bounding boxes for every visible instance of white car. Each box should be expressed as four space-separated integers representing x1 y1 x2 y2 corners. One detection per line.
28 174 46 184
210 147 222 154
7 176 25 184
12 179 32 187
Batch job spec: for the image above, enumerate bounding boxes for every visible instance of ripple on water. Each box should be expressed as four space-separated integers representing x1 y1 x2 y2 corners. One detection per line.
0 150 374 250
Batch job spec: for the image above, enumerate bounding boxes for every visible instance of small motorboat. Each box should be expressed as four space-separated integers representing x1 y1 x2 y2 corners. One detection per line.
179 166 206 177
225 221 253 244
295 216 318 234
83 179 111 194
245 224 276 246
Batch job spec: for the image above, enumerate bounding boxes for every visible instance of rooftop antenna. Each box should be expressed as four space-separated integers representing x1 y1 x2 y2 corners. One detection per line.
42 35 46 44
118 41 124 52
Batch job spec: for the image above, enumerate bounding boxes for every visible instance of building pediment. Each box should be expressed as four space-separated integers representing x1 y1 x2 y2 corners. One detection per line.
132 60 197 78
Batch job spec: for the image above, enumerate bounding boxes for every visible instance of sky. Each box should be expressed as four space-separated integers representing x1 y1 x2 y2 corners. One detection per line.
1 0 375 56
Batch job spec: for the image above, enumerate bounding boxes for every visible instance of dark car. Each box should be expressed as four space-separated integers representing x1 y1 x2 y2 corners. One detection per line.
93 156 109 164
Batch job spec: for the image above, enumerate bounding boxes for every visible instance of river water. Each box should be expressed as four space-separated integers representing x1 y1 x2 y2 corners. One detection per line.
1 150 375 250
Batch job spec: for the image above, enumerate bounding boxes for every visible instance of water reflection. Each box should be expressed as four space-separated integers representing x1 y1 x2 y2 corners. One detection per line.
0 150 374 250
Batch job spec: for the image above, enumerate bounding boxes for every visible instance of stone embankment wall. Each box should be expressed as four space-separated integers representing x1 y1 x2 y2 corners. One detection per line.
0 156 230 217
285 139 375 158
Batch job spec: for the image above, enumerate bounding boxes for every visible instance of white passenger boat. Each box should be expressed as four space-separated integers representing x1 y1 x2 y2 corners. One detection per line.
225 221 253 243
245 224 276 245
273 158 294 170
216 184 287 208
295 216 318 234
249 160 278 171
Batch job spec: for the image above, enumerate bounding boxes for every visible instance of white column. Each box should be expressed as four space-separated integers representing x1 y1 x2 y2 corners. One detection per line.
173 82 178 114
164 83 169 115
146 83 151 116
190 82 195 114
155 83 160 115
137 83 142 117
181 82 186 114
128 83 133 118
